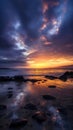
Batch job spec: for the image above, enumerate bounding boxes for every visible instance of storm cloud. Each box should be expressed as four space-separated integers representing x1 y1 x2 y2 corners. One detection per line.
0 0 73 68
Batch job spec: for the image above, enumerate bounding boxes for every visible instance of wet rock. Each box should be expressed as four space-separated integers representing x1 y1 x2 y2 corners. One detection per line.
8 90 13 93
45 75 57 80
0 76 12 82
29 79 41 83
32 111 47 124
8 87 13 90
0 105 7 110
14 75 24 82
8 91 13 98
67 105 73 111
48 85 56 88
42 95 56 100
0 75 25 82
0 105 7 117
59 71 73 81
24 103 37 110
8 93 13 98
58 107 67 115
9 118 28 128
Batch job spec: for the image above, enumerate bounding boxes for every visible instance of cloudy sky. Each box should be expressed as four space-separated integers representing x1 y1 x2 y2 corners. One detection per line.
0 0 73 68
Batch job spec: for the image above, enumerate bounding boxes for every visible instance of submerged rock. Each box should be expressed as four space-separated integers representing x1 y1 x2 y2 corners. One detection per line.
24 103 37 110
14 75 24 82
8 93 13 98
58 107 67 115
48 85 56 88
67 105 73 111
0 105 7 117
59 71 73 81
32 111 47 124
7 90 13 98
0 105 7 110
29 79 41 83
42 95 56 101
0 76 12 82
8 87 13 90
45 75 57 80
9 118 28 128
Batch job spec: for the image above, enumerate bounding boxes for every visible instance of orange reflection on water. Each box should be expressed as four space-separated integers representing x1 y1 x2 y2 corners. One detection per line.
35 78 73 89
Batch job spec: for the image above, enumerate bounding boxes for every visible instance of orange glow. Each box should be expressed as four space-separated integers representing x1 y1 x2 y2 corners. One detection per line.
27 57 73 68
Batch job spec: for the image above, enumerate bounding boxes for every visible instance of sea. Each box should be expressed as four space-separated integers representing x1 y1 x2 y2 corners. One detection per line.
0 68 73 76
0 68 73 130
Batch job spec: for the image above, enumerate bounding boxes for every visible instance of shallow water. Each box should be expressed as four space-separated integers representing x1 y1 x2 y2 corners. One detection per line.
0 75 73 130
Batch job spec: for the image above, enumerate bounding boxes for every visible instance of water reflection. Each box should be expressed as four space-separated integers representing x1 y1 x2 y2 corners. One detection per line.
0 77 73 107
0 76 73 129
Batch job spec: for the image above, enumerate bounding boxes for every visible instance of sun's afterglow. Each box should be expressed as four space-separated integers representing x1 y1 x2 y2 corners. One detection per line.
26 57 73 68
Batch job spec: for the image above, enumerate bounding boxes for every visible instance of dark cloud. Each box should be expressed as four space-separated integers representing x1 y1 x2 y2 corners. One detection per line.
10 0 42 39
0 0 73 68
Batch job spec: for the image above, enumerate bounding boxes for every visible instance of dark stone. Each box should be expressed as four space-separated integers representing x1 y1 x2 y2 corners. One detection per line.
48 85 56 88
7 90 13 98
59 71 73 81
9 118 28 128
9 87 13 89
67 105 73 111
0 76 12 82
42 95 56 100
0 105 7 117
8 93 13 98
0 75 24 82
0 105 7 110
46 112 51 116
8 90 13 93
24 103 37 110
32 111 47 124
14 75 24 82
28 79 41 83
58 107 67 115
45 75 57 80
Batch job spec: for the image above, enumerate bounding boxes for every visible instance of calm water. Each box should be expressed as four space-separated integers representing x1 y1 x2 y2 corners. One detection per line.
0 69 73 130
0 68 73 76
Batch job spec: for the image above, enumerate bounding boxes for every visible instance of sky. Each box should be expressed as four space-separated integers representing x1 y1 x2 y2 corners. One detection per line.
0 0 73 68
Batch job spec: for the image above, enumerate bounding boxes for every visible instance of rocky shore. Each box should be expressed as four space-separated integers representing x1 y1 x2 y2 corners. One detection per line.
0 71 73 130
0 71 73 82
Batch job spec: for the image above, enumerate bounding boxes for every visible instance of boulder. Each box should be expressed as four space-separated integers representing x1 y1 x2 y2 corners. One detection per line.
14 75 24 82
45 75 57 80
24 103 37 110
59 71 73 81
42 95 56 101
0 105 7 110
9 118 28 128
32 111 47 124
48 85 56 88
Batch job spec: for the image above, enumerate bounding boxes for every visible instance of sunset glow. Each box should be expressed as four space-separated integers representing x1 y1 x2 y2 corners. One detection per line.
0 0 73 69
27 57 73 68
